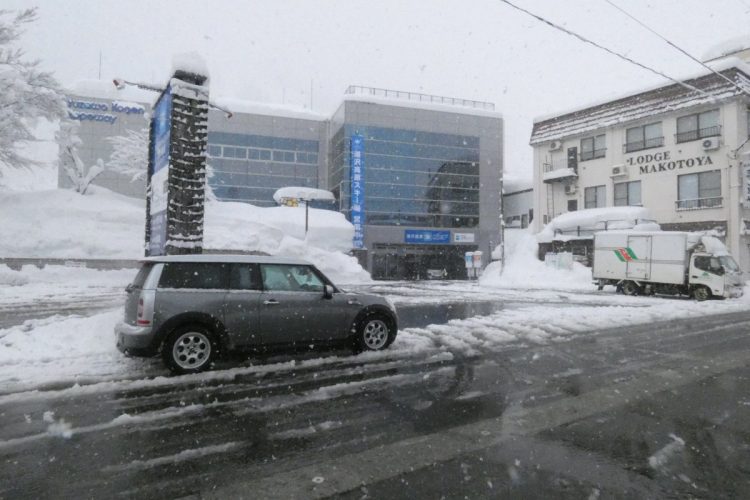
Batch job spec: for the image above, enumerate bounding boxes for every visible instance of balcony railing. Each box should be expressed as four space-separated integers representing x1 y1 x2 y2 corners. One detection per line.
580 148 606 161
675 196 723 210
675 126 721 144
344 85 495 110
624 136 664 153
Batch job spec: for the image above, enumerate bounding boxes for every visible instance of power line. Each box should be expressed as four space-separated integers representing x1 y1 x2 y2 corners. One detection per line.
498 0 715 100
603 0 750 99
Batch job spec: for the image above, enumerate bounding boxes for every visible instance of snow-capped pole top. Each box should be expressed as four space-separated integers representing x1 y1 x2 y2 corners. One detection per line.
273 187 335 205
171 52 210 84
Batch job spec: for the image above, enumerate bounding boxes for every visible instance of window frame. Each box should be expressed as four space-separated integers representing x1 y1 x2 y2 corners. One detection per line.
676 170 722 210
584 185 606 209
624 122 663 153
614 180 642 207
580 134 606 161
676 109 721 143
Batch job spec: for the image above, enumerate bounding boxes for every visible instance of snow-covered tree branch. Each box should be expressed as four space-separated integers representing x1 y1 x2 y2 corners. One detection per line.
106 128 149 182
0 8 65 176
57 121 103 195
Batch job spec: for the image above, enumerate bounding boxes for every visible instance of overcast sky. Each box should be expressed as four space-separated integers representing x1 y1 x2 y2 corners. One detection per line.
7 0 750 184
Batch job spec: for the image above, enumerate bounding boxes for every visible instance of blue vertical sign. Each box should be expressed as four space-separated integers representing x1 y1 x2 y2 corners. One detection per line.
350 133 365 249
148 87 172 256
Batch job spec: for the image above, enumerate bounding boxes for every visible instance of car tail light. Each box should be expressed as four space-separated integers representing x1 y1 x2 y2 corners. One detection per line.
136 292 154 326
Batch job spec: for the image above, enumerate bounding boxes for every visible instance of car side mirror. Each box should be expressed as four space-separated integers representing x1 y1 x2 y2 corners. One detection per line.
323 284 334 299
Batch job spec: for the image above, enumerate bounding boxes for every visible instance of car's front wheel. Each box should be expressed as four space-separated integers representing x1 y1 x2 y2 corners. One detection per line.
354 313 396 352
162 325 218 374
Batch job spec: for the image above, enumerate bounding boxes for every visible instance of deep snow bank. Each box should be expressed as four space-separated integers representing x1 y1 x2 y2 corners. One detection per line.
479 228 594 290
0 187 370 283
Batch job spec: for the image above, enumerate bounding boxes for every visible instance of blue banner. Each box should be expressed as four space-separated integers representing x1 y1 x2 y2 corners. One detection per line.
405 230 451 244
148 87 172 256
350 133 365 249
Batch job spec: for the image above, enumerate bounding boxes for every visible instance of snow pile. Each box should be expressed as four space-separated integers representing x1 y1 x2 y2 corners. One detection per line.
479 228 594 291
697 235 729 256
273 187 334 204
537 207 659 243
0 187 370 283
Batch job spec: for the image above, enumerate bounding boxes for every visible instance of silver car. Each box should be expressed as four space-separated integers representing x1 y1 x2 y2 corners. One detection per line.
115 255 398 374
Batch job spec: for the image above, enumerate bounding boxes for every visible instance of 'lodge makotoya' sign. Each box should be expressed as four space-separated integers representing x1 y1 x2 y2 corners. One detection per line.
625 150 714 175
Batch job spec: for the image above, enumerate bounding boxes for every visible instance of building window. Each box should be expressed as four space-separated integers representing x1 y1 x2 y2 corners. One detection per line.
584 185 606 209
625 123 663 153
614 181 641 206
676 109 720 143
677 170 722 210
567 199 578 212
580 134 606 161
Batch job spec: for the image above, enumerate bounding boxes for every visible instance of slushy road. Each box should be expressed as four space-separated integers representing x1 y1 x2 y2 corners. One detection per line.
2 309 749 498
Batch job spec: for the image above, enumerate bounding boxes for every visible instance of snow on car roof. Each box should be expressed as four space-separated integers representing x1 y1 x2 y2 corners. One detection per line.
141 254 312 265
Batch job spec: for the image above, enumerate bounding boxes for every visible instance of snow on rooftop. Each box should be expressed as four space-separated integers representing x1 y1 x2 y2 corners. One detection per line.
702 36 750 62
211 96 327 121
68 79 154 105
502 175 533 194
537 206 658 243
532 57 750 125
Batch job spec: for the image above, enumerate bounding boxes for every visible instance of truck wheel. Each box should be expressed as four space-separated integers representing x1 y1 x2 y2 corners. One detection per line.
621 281 641 296
693 286 712 302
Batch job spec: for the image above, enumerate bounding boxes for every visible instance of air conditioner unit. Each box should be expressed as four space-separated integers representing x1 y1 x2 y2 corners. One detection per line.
702 137 720 150
549 140 562 151
564 184 576 195
610 165 628 177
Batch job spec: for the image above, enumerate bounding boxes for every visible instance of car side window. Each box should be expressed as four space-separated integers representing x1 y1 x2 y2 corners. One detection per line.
261 264 324 292
158 263 229 289
229 264 261 290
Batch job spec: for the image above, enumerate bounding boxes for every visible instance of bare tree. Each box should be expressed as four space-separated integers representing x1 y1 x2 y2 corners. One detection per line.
0 8 65 175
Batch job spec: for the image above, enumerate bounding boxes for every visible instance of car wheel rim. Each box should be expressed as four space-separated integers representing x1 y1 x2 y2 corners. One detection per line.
363 319 389 350
172 332 211 370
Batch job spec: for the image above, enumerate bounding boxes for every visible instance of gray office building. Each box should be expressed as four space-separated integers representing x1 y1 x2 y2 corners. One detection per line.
60 83 503 279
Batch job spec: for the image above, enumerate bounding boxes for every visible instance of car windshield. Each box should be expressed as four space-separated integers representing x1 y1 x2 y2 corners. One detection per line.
4 1 750 498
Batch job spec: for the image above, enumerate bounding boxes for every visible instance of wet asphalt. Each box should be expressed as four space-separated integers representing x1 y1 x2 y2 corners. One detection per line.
2 300 750 499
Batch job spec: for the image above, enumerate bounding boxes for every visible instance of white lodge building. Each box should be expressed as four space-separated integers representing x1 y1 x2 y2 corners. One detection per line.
530 59 750 273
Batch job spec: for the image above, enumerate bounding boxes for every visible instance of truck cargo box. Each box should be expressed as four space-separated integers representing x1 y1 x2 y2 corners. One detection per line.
593 231 688 285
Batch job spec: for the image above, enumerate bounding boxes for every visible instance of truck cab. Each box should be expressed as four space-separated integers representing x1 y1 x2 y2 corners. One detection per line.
689 252 743 299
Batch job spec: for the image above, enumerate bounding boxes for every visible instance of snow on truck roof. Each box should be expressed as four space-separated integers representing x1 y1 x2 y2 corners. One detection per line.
141 254 312 265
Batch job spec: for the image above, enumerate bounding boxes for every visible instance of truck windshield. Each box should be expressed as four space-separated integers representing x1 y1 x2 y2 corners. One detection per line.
719 256 740 273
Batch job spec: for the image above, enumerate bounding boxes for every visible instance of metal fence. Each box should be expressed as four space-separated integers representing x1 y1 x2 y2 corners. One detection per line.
344 85 495 110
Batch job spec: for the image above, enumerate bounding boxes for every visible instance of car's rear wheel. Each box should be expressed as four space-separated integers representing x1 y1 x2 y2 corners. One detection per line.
354 313 396 352
162 325 217 374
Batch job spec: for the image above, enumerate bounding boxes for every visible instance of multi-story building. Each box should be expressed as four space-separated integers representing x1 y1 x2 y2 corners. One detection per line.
530 56 750 273
60 83 503 279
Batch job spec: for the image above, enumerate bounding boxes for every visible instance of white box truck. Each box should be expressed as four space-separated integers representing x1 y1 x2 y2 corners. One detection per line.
592 231 743 300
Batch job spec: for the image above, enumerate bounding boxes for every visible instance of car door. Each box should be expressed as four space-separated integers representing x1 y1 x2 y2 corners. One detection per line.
258 264 353 344
222 263 262 347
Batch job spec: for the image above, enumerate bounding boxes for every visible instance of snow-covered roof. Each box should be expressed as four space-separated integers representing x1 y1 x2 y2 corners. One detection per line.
273 187 335 204
212 97 327 121
67 79 154 105
530 64 750 145
143 254 311 265
502 175 533 194
702 36 750 62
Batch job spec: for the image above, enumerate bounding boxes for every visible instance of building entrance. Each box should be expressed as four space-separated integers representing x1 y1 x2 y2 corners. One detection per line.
371 244 476 280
